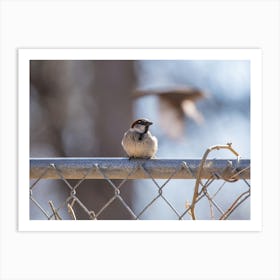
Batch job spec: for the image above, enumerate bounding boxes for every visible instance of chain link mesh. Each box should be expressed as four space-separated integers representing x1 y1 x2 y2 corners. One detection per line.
30 146 250 220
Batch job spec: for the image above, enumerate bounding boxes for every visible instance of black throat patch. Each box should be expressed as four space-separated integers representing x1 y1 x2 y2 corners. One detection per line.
138 125 149 141
138 133 144 141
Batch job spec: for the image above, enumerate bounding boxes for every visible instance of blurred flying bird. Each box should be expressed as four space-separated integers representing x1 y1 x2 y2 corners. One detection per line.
133 87 206 139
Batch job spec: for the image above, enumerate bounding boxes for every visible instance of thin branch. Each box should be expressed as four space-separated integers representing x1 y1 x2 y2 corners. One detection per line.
67 202 77 220
190 143 240 220
48 200 62 220
219 190 250 220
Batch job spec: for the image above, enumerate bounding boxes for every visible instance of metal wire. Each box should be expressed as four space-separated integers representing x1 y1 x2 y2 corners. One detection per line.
30 156 251 220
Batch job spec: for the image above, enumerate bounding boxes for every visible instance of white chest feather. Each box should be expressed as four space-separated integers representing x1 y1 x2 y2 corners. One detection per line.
121 129 158 158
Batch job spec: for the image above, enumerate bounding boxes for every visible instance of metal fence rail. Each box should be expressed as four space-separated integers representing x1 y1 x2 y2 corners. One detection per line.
30 154 250 221
30 158 250 180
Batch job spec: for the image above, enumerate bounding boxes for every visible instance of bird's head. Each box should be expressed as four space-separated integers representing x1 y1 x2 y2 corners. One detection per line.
131 118 153 133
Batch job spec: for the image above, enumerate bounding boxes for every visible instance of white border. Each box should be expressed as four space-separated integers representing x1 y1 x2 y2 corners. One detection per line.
18 48 262 231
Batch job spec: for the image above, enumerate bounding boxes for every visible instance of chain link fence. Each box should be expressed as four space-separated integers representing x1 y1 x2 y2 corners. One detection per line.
30 144 250 220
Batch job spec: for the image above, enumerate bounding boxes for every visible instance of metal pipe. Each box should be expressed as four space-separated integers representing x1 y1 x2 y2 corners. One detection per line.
30 158 250 180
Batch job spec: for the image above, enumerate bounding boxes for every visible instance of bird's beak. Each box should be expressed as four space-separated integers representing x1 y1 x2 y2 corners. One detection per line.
147 121 153 126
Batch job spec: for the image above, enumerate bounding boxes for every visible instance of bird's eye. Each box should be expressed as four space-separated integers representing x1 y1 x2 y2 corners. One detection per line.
137 120 141 124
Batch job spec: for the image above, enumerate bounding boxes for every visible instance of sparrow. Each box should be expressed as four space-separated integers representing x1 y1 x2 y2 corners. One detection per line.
122 118 158 159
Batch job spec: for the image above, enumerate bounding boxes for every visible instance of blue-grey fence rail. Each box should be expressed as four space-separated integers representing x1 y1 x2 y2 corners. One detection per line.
30 158 250 180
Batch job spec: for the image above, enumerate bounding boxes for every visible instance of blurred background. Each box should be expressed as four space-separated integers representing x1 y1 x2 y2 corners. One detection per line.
30 59 250 220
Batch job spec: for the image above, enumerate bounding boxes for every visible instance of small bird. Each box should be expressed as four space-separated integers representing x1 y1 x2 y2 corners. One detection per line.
122 118 158 159
134 87 206 139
